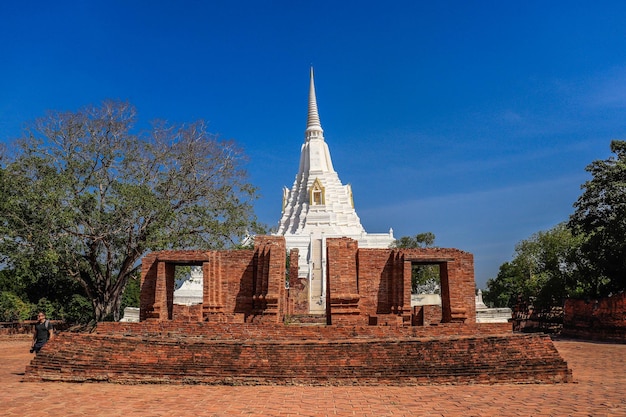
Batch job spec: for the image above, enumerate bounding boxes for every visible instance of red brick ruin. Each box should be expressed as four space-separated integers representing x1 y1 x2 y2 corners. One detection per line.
562 292 626 343
138 236 476 326
25 236 572 385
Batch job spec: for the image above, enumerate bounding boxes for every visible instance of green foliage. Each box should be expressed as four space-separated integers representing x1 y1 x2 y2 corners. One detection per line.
484 223 584 309
392 233 439 293
0 100 261 321
483 262 520 308
412 264 440 294
63 294 93 324
568 140 626 297
120 274 140 312
487 140 626 308
0 291 33 321
392 232 435 249
0 269 27 299
34 298 56 319
0 251 92 323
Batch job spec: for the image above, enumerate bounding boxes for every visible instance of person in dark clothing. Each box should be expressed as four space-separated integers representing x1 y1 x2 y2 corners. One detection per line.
31 311 54 354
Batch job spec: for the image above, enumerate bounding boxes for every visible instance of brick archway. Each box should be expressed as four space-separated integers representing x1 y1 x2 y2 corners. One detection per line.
140 251 211 321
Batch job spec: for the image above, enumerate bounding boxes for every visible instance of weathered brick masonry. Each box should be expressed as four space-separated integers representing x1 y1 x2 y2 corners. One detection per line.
24 236 572 385
562 292 626 342
24 322 570 385
140 236 286 323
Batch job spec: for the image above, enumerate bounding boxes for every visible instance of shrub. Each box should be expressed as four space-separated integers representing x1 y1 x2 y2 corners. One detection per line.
0 291 33 321
64 294 93 324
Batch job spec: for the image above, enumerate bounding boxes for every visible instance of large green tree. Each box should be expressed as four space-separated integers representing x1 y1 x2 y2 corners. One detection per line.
0 101 262 321
484 223 584 309
568 140 626 297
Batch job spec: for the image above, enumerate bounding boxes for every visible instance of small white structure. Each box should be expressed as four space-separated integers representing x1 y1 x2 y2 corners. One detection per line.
410 289 512 323
475 289 512 323
173 266 203 306
411 293 443 306
120 307 139 322
275 68 395 313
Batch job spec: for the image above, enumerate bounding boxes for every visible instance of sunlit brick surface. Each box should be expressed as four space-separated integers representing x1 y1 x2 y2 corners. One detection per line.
2 335 625 417
23 323 569 385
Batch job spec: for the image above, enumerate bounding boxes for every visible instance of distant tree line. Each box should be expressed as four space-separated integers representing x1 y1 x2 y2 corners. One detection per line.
483 140 626 309
0 101 264 323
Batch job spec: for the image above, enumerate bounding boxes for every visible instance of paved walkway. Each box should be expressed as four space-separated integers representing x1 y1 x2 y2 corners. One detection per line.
0 335 624 416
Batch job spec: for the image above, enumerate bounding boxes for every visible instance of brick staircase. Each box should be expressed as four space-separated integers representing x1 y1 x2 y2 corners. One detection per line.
23 322 571 385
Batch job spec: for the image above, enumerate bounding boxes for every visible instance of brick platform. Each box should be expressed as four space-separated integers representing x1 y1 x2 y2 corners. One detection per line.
24 322 571 385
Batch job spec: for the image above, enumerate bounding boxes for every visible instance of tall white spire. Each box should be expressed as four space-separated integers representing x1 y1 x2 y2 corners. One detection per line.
276 67 364 236
275 67 395 313
306 67 323 139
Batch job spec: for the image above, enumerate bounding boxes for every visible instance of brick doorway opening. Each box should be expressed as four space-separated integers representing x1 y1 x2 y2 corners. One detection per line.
406 259 452 324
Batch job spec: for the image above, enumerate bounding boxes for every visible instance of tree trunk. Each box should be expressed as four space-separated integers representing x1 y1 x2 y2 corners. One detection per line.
92 284 125 322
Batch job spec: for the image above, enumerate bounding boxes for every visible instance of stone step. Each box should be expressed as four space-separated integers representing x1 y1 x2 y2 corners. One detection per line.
285 314 327 325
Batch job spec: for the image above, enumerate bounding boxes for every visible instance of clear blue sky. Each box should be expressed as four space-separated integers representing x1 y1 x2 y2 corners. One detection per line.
2 1 626 289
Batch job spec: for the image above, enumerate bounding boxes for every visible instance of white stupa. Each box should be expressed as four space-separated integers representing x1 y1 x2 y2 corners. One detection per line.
275 68 395 313
173 266 203 306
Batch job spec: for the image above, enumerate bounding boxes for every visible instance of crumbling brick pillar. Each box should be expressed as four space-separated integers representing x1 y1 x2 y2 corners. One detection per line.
326 238 360 325
440 262 452 322
289 248 299 291
140 253 158 321
286 248 309 315
203 252 224 316
157 261 176 320
140 260 176 321
398 256 411 316
442 252 476 323
250 236 287 323
139 253 176 321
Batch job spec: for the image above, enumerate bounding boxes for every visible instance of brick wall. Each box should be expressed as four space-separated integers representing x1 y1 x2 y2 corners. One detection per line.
326 238 360 325
140 238 287 324
94 321 512 339
562 293 626 342
140 250 212 320
357 248 400 319
397 247 476 323
413 305 443 326
325 239 476 326
24 323 571 385
139 236 477 328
